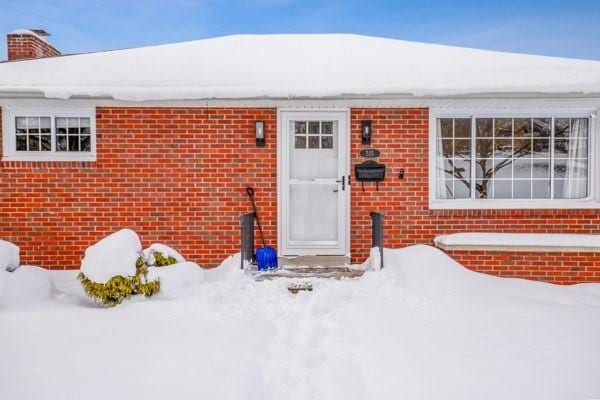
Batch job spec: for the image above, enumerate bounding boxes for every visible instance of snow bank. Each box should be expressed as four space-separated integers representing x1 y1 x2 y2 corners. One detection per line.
146 261 204 298
0 34 599 101
142 243 185 264
80 229 141 284
382 245 600 306
0 240 20 272
1 245 600 399
0 266 54 306
204 253 244 282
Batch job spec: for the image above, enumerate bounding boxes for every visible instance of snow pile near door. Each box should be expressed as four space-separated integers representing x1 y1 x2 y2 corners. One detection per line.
146 261 204 298
1 245 599 400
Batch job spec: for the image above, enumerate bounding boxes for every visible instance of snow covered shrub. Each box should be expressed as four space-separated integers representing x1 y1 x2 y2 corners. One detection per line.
78 229 162 307
78 274 139 307
141 243 185 266
78 262 161 307
137 251 177 268
78 232 190 306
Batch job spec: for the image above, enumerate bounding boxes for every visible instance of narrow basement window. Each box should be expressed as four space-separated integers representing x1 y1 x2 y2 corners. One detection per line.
3 109 96 161
435 116 592 202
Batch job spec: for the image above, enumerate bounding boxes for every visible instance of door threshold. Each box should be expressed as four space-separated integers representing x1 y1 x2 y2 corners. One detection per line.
278 255 350 268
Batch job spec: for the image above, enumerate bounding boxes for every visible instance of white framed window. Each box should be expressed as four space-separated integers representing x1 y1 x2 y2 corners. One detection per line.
2 107 96 161
429 112 598 209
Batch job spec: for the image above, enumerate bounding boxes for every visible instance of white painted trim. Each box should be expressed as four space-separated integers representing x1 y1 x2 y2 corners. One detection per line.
2 106 96 161
428 109 600 209
277 109 351 257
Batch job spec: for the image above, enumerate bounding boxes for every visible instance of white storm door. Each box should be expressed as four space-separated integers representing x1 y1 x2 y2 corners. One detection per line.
279 111 349 256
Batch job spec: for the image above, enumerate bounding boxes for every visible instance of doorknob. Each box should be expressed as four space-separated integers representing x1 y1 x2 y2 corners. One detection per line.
336 176 346 191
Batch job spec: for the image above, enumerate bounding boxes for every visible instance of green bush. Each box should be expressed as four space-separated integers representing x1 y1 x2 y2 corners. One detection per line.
150 252 178 267
79 251 175 307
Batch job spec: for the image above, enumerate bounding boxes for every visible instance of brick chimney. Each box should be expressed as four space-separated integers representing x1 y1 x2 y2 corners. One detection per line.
7 29 61 61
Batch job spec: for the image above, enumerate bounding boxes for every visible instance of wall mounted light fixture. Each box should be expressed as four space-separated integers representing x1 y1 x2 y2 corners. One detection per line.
361 120 372 145
255 120 265 146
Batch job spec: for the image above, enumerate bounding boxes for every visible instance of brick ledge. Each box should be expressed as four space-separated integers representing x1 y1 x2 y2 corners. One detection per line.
434 233 600 253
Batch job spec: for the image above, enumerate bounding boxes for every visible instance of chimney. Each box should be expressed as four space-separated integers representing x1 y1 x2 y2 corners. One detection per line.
7 29 61 61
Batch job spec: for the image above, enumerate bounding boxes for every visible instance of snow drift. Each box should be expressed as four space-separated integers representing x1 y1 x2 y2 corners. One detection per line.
0 240 20 272
146 261 204 298
1 244 599 399
381 245 600 306
0 239 54 306
0 266 54 306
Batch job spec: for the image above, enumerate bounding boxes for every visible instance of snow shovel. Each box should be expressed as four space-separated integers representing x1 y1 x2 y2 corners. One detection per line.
246 187 278 270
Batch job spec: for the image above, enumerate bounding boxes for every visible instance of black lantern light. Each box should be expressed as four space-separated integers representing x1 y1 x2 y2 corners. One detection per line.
361 120 372 145
255 120 265 146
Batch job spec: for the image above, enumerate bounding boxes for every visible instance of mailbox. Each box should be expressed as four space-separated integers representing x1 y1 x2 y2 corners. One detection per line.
355 160 385 190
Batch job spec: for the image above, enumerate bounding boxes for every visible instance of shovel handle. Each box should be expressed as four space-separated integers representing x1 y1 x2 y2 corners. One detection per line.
246 187 254 198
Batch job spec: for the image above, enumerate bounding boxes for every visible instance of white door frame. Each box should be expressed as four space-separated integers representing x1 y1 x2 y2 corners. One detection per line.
277 108 351 256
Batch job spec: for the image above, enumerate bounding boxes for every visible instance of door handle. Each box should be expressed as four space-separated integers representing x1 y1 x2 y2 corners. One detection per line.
336 176 346 191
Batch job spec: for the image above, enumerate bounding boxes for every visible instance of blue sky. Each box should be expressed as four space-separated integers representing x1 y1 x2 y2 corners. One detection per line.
1 0 600 60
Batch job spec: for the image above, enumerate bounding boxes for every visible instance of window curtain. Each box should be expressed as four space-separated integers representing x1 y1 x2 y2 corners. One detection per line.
562 119 587 199
436 122 451 199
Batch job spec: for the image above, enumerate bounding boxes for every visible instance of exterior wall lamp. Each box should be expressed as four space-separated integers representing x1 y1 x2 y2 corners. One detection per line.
361 120 372 145
255 120 265 146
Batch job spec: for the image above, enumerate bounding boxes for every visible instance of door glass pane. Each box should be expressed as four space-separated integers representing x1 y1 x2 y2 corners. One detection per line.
289 183 338 242
294 136 306 149
290 120 338 180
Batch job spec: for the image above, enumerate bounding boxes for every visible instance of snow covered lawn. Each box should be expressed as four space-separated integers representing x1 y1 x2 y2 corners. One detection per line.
1 246 600 400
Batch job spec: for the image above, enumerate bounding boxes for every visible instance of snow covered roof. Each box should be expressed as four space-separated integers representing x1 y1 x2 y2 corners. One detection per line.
1 34 599 101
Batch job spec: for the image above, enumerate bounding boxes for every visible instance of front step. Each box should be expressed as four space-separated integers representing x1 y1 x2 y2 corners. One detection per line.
287 281 314 294
248 255 364 294
252 265 364 281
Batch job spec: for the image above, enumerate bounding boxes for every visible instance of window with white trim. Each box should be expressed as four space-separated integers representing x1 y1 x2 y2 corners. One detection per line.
435 117 591 201
3 108 96 161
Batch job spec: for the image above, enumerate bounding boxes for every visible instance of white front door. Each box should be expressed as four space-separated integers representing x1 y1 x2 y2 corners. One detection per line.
278 110 350 256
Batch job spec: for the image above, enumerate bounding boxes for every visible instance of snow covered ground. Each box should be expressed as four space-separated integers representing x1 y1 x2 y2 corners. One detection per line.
1 245 600 400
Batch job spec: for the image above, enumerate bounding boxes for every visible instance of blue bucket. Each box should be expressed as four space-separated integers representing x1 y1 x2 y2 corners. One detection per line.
256 246 278 270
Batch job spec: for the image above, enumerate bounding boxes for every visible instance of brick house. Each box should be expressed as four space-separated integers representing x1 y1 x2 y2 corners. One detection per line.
1 29 600 283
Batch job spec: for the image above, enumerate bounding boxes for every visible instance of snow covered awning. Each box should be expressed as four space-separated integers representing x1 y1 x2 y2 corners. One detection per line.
434 233 600 252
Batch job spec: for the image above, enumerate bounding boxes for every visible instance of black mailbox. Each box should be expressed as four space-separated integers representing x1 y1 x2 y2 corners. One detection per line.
355 161 385 190
355 160 385 181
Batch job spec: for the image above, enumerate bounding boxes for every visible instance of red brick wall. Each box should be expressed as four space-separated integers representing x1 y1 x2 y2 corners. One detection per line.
349 108 600 284
7 33 61 61
0 107 277 268
447 250 600 283
1 105 600 283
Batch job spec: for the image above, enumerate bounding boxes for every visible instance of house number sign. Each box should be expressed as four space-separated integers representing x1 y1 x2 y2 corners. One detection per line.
360 148 380 158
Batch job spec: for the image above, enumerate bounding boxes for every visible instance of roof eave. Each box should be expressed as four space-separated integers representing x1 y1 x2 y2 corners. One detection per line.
0 90 599 101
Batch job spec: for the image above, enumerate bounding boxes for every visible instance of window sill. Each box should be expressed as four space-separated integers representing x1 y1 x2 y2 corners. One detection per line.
434 232 600 253
2 154 96 162
429 199 600 210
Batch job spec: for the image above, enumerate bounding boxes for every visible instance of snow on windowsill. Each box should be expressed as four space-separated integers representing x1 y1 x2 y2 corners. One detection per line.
434 232 600 253
429 199 600 210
